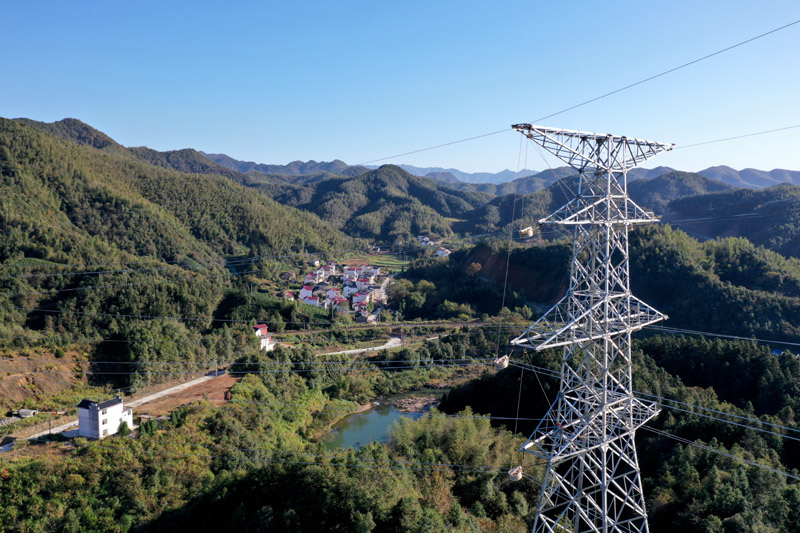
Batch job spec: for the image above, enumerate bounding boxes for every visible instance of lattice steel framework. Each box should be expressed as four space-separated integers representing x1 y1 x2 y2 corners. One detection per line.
510 125 674 532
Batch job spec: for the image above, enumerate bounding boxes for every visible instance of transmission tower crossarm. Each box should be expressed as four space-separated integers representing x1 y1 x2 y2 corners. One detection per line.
512 123 674 171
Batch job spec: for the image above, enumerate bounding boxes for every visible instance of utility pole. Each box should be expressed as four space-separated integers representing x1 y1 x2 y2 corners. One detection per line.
510 125 673 532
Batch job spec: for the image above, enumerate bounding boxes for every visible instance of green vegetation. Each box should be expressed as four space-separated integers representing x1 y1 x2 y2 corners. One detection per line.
269 165 492 244
0 335 536 532
627 171 734 214
663 183 800 258
5 116 800 531
439 335 800 532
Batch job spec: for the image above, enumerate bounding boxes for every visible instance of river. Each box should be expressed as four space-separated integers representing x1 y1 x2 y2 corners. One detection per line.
322 389 447 450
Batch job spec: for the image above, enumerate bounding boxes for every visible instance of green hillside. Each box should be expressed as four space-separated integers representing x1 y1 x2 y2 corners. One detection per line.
455 178 576 236
456 172 733 237
663 183 800 258
270 165 493 243
404 224 800 343
0 117 360 358
627 170 734 213
2 118 356 260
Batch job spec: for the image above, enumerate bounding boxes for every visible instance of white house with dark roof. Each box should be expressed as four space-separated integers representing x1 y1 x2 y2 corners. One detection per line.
77 396 133 439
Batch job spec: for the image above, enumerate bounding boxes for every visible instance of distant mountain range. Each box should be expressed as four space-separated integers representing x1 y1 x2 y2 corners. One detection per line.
205 152 800 193
203 153 368 178
694 166 800 189
385 165 540 184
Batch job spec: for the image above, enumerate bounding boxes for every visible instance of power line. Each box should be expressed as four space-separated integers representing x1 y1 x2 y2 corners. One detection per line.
645 325 800 348
534 19 800 124
507 359 800 441
0 360 494 379
676 123 800 149
357 129 512 166
642 426 800 482
357 19 800 167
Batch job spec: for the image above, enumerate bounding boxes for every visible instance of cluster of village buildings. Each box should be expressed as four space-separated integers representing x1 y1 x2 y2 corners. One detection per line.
282 261 391 324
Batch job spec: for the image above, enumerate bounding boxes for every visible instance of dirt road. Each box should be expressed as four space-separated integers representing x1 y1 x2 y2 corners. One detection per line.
320 336 402 356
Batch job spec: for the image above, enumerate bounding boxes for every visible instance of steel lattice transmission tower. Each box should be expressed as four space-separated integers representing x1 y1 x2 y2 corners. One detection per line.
510 125 674 532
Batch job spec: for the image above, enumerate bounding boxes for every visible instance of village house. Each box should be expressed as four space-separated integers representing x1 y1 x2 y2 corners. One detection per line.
352 291 374 306
332 296 349 312
252 324 276 351
436 247 451 258
356 277 372 291
302 295 320 307
305 270 325 284
77 396 133 439
326 287 341 300
343 281 359 297
283 290 295 301
322 264 337 278
358 265 380 278
342 266 358 282
299 284 314 300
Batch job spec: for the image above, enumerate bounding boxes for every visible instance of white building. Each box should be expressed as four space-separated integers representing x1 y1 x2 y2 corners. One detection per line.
77 396 133 439
299 285 314 300
326 288 341 300
342 267 358 282
253 324 276 351
436 247 451 258
302 295 320 307
343 282 359 297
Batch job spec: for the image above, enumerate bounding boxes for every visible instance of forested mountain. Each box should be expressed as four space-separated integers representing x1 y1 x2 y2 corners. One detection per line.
441 167 574 196
1 118 357 261
663 183 800 258
14 117 126 153
405 224 800 343
0 117 360 375
267 165 493 243
457 172 737 236
627 171 734 213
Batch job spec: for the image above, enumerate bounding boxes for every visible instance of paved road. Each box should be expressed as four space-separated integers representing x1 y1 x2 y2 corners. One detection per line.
320 336 402 356
18 371 224 443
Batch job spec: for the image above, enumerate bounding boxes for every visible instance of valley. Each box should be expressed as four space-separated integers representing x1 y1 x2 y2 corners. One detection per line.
2 117 800 531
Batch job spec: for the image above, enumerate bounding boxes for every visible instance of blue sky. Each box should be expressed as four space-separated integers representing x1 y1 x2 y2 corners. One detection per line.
2 1 799 173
